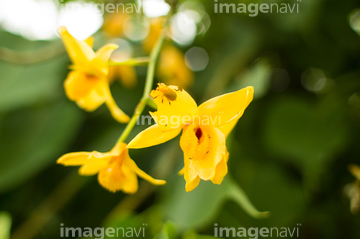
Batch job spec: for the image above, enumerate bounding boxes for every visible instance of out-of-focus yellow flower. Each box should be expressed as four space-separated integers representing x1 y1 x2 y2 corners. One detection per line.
349 164 360 180
57 142 166 193
127 83 254 191
102 13 129 37
143 18 164 53
58 26 129 123
157 45 194 89
108 65 137 89
347 164 360 214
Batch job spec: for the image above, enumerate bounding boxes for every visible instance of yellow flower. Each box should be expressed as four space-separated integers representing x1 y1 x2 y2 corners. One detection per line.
143 18 165 53
57 142 166 193
349 164 360 181
58 26 130 123
157 45 194 89
347 164 360 214
102 13 129 37
127 83 254 191
108 65 137 89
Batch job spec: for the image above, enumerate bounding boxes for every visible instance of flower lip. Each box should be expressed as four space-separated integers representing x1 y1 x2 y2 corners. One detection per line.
195 127 203 142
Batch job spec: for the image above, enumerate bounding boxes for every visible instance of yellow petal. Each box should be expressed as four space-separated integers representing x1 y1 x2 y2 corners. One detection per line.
98 158 135 193
58 26 95 67
125 156 166 186
185 175 200 192
119 163 139 194
79 161 109 176
349 164 360 180
92 43 119 76
178 167 185 175
57 145 121 166
84 36 94 48
211 150 229 185
180 125 227 181
103 85 130 123
76 88 106 112
157 45 194 89
64 70 102 101
116 65 137 89
198 86 254 127
127 124 182 149
150 83 198 129
57 152 95 166
143 18 164 53
218 116 239 138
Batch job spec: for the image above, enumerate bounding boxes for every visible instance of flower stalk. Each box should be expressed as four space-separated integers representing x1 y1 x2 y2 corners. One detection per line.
116 29 167 144
108 57 150 66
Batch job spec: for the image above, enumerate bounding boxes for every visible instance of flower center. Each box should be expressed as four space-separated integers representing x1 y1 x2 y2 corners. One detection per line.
195 127 202 141
86 73 98 80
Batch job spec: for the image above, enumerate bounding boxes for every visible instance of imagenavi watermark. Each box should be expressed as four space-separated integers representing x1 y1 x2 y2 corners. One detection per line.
214 223 302 238
136 114 221 128
60 223 147 239
214 0 301 17
59 0 169 16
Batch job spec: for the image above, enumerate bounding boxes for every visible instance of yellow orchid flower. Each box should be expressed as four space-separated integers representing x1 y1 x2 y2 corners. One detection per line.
58 26 130 123
102 13 129 37
143 17 165 54
157 45 194 89
108 65 137 89
127 83 254 191
57 142 166 193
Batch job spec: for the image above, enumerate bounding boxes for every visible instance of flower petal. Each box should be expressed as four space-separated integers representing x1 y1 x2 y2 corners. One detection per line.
79 161 109 176
180 125 227 181
183 153 201 192
98 159 135 193
103 85 130 123
84 36 94 48
125 156 166 186
58 26 95 67
64 71 102 101
76 88 106 112
211 150 229 185
150 83 198 129
57 152 95 166
198 86 254 127
92 43 119 76
127 124 182 149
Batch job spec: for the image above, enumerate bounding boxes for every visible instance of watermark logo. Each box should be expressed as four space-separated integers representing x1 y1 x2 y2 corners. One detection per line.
60 223 147 239
136 114 221 128
214 223 302 238
214 0 301 17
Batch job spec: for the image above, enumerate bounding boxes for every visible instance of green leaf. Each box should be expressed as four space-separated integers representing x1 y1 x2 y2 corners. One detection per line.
0 101 83 193
0 212 12 239
155 221 177 239
263 95 348 191
234 58 272 100
182 230 217 239
162 175 269 230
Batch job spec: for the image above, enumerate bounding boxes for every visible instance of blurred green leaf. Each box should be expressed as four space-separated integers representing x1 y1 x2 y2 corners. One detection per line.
182 230 216 239
162 175 268 230
0 58 67 113
0 101 83 193
263 95 348 191
0 212 11 239
0 31 67 113
155 221 177 239
234 58 272 99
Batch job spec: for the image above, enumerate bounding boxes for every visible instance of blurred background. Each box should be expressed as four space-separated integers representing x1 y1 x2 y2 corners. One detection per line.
1 0 360 238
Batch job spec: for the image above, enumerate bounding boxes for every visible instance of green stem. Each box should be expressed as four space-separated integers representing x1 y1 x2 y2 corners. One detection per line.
108 57 150 66
117 31 166 144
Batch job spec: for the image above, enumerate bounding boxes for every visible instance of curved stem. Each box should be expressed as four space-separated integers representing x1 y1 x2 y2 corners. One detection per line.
116 30 166 144
108 57 150 66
